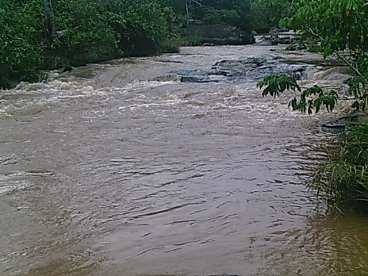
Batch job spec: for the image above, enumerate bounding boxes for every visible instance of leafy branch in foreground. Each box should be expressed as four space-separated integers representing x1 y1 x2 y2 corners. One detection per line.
257 74 300 97
257 74 338 114
284 0 368 113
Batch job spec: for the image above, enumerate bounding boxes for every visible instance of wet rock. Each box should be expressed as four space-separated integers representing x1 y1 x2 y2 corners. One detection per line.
313 66 351 82
62 66 73 73
176 57 307 83
180 75 223 83
210 57 306 80
349 112 368 123
177 69 226 83
203 43 216 46
256 39 273 46
152 74 182 82
258 29 297 46
321 119 346 133
155 59 184 64
270 28 280 45
185 24 255 45
322 112 368 133
192 113 206 119
286 42 307 51
211 57 267 77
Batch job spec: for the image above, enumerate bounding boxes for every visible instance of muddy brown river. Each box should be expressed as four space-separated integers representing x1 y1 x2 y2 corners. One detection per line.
1 45 368 276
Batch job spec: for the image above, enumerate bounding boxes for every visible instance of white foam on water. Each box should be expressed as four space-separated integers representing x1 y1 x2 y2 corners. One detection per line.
0 172 31 196
0 182 29 196
120 80 177 93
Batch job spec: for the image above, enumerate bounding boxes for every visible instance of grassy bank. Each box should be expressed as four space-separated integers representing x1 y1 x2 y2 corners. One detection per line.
313 122 368 209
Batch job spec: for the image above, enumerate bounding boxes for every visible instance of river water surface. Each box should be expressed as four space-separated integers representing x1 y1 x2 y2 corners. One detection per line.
1 45 368 276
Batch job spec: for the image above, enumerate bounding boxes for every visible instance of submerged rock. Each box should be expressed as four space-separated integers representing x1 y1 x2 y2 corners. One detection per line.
321 119 346 133
174 68 227 83
313 66 351 82
322 112 368 133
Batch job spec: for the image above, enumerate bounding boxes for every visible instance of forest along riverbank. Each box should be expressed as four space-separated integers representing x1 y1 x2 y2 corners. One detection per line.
1 45 367 276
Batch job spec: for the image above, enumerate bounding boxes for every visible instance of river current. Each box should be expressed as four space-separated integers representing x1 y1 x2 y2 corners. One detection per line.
1 45 368 276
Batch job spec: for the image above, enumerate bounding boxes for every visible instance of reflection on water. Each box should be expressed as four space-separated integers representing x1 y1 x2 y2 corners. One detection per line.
0 45 367 276
265 213 368 276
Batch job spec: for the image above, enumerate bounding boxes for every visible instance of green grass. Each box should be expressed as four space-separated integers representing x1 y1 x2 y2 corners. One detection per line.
312 122 368 208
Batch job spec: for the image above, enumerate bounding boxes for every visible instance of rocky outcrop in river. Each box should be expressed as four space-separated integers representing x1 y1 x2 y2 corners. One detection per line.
176 56 307 83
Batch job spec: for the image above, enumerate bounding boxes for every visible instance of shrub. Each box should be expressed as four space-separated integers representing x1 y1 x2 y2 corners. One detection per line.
104 0 178 56
313 123 368 207
53 0 119 67
0 0 45 87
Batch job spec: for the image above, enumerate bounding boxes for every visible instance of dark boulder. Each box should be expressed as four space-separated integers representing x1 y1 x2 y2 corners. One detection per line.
211 57 267 77
322 112 368 133
177 69 226 83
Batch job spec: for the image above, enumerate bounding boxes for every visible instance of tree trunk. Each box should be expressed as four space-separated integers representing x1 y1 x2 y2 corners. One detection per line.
43 0 56 44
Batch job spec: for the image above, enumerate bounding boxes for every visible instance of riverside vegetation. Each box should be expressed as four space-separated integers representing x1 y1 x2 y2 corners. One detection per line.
258 0 368 209
0 0 181 88
0 0 286 89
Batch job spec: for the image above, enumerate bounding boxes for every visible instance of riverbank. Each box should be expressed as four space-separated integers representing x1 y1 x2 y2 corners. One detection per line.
312 121 368 209
2 0 266 90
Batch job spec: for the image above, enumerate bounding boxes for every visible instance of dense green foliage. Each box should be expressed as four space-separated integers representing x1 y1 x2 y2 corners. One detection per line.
0 0 294 88
250 0 292 32
0 0 45 87
191 0 252 30
257 74 300 97
1 0 292 88
258 75 338 114
168 0 253 30
52 0 118 66
289 0 368 55
0 0 179 88
171 0 289 32
102 0 179 56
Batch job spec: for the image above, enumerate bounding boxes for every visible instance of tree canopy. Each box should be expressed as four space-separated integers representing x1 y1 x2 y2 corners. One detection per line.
0 0 179 87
